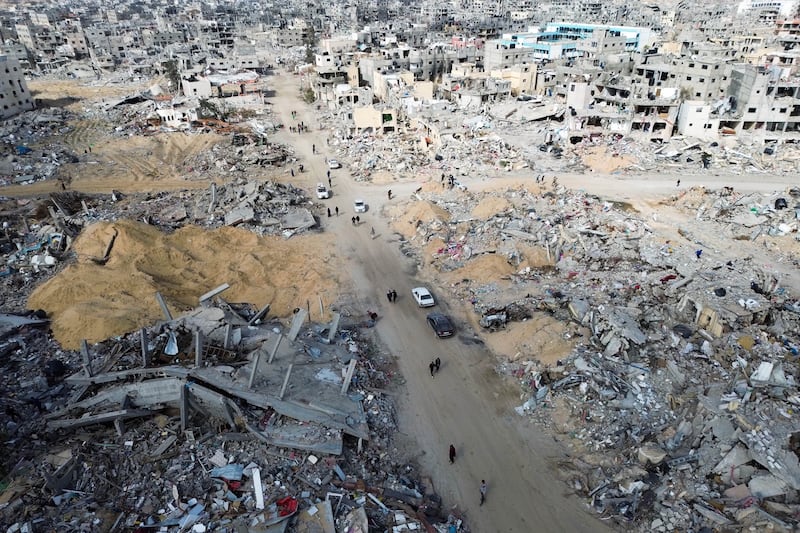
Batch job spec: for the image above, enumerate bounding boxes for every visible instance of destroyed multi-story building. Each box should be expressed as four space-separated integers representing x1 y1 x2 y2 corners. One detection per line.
0 54 34 119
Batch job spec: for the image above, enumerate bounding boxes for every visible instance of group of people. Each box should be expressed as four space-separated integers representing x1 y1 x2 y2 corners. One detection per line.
288 111 308 133
326 206 339 217
385 289 397 302
351 215 361 225
428 357 441 377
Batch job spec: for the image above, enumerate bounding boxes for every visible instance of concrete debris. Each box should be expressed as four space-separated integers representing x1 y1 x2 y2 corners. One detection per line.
395 181 800 531
0 295 468 531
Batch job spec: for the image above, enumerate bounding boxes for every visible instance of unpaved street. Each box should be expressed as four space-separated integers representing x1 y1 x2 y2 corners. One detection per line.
268 72 612 532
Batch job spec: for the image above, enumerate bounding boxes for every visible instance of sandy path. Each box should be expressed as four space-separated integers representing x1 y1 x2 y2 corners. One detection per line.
268 72 612 532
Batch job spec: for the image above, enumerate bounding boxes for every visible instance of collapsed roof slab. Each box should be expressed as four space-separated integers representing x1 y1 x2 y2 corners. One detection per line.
191 367 369 441
49 409 155 430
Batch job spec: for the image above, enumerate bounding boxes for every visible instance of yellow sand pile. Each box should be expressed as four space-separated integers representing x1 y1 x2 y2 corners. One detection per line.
471 196 512 219
482 316 576 367
442 254 515 285
581 145 636 174
517 243 552 269
28 220 340 349
390 200 452 239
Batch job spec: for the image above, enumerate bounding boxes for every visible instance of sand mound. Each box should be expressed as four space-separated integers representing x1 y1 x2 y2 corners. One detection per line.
581 146 636 174
370 170 396 185
517 243 552 269
471 196 512 219
482 315 576 367
28 220 340 349
443 253 514 285
391 200 452 239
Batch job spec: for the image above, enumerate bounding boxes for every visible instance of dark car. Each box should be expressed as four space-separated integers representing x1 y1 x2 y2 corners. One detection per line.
426 312 455 338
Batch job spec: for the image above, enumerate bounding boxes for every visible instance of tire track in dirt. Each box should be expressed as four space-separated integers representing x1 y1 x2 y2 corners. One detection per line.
60 119 109 152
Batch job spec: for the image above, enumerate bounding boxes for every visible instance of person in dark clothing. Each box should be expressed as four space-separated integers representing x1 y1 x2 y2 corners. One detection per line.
335 206 339 216
391 289 397 302
327 207 331 217
434 357 441 373
429 361 436 377
387 290 393 303
449 444 456 463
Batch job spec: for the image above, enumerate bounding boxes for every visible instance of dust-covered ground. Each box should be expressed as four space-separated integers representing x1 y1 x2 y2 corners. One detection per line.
28 220 342 349
6 73 800 532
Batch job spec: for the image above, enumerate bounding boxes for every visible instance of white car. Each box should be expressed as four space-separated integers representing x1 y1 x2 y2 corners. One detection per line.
412 287 435 307
328 159 341 169
316 183 331 199
354 199 367 213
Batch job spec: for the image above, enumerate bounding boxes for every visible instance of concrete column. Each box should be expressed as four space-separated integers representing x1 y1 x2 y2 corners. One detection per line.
194 330 203 368
223 324 232 349
287 309 307 341
81 339 93 377
268 334 283 364
279 364 293 400
180 384 189 431
341 359 357 395
155 292 173 321
248 303 271 326
208 183 217 214
248 346 264 389
140 328 149 368
327 313 341 344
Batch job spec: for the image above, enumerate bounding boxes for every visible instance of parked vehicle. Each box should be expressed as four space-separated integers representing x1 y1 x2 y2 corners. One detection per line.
412 287 435 307
426 312 455 338
354 199 367 213
328 159 341 169
316 183 331 199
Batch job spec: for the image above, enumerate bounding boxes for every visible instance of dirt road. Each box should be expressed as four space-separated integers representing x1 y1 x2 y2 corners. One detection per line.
268 72 612 532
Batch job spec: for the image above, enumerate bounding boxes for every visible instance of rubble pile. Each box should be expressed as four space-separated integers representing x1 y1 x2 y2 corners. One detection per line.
0 299 467 532
395 182 800 531
180 135 295 182
0 179 325 312
321 97 800 182
0 108 84 186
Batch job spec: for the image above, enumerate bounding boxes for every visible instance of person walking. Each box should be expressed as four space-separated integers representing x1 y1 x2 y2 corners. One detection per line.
312 144 316 154
388 189 393 200
327 207 331 218
290 168 294 177
449 444 456 464
391 289 397 302
351 216 356 225
355 215 360 224
429 361 436 377
434 357 441 373
676 179 681 187
479 480 487 505
387 290 393 303
328 177 332 187
335 206 339 216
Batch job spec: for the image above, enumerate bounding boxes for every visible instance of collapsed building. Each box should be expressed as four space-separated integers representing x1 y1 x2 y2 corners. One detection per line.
391 181 800 531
